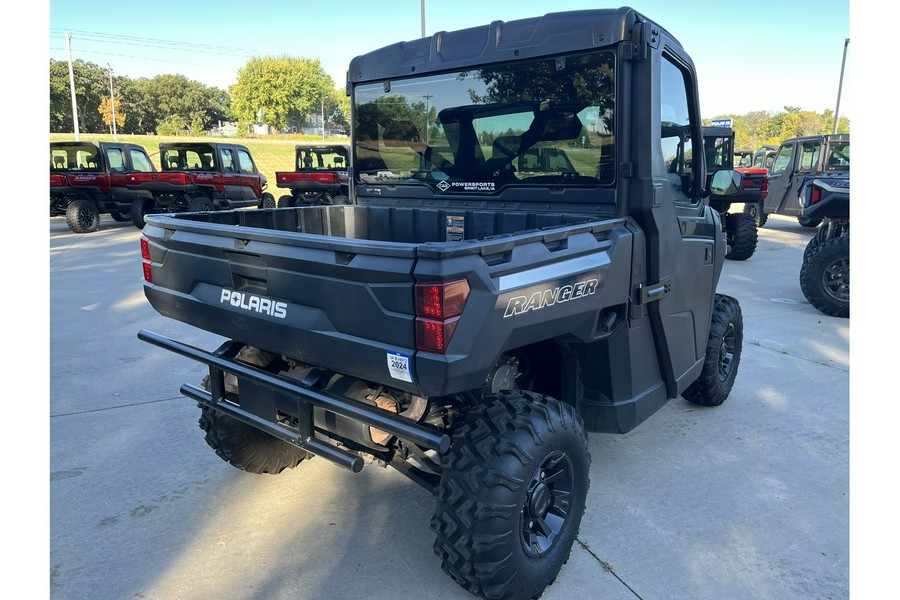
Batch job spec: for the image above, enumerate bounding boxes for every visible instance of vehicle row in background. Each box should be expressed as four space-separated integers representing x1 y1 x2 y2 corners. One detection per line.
51 141 345 233
743 134 849 228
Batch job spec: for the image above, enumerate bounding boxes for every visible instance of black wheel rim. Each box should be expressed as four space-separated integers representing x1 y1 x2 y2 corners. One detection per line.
521 450 574 558
718 323 736 382
78 206 95 229
822 256 849 302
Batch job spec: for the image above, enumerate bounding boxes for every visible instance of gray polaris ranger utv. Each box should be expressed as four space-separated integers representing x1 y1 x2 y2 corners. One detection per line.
138 7 744 599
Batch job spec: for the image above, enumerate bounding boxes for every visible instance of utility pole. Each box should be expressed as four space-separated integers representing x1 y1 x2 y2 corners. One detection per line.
108 64 118 140
833 38 849 135
65 31 80 141
322 97 326 140
421 0 426 37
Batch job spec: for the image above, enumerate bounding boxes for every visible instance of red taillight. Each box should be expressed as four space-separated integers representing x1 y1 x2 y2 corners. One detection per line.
416 280 469 319
810 186 822 205
140 235 152 283
415 317 460 354
414 279 469 353
760 176 768 200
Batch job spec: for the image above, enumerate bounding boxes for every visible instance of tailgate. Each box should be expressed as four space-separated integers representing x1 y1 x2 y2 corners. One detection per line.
142 209 634 397
141 215 421 390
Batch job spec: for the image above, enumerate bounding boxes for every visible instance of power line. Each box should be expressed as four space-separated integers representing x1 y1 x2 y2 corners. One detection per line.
49 46 238 73
49 28 269 59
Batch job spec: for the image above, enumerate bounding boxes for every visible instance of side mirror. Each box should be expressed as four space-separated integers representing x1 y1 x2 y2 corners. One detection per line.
709 169 743 197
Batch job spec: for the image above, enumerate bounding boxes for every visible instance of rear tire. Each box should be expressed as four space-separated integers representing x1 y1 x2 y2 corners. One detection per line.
131 197 153 229
65 199 100 233
332 194 351 205
198 407 312 474
276 195 295 208
198 344 312 474
724 213 758 261
188 196 213 213
432 391 589 600
798 215 822 228
682 294 742 407
109 207 132 222
800 236 849 318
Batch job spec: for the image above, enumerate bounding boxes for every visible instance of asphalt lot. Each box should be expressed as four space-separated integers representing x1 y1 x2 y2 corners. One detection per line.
47 212 849 599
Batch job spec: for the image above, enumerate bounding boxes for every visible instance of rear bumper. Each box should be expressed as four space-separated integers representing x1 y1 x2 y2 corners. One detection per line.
138 329 450 471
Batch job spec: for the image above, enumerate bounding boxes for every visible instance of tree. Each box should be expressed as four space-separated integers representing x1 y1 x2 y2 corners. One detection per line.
98 96 125 133
49 58 109 133
229 56 335 131
50 60 229 135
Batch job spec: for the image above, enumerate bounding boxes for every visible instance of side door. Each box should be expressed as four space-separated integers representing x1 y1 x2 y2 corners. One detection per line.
641 51 720 397
218 146 242 200
762 141 796 214
235 148 262 200
103 146 126 198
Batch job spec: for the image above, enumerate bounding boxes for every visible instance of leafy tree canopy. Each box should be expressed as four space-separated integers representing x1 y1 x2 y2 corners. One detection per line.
229 56 335 130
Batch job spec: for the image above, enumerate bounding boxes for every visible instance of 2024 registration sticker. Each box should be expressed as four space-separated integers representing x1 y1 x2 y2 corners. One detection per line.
387 351 413 382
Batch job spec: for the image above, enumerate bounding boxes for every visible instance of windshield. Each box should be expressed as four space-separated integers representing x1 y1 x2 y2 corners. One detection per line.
353 50 615 192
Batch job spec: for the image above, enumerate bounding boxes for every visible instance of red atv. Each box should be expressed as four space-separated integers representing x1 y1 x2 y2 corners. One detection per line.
275 144 350 207
50 141 157 233
126 142 275 228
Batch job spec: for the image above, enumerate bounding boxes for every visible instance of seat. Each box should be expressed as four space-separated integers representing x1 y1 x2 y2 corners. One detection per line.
476 135 521 180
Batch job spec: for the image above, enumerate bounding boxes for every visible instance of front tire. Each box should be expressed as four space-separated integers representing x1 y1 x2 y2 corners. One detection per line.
432 391 589 600
742 202 768 227
65 199 100 233
800 236 849 318
259 192 276 209
682 294 743 407
724 213 758 261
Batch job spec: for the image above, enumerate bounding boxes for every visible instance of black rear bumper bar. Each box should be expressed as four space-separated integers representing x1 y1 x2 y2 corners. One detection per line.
137 329 451 472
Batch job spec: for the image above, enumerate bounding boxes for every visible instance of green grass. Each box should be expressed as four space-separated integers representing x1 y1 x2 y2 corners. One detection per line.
49 132 348 198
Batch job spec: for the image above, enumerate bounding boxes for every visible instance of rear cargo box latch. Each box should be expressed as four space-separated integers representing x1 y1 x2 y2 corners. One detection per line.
636 277 671 305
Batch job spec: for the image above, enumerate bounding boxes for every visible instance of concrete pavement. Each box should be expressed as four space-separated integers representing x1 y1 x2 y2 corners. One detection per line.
48 213 849 599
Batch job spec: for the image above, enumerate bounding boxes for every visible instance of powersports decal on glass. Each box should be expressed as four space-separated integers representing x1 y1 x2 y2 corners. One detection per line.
502 278 599 318
387 352 413 382
220 288 287 319
435 180 496 192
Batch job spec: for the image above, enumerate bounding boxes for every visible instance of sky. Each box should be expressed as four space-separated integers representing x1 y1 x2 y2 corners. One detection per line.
45 0 852 120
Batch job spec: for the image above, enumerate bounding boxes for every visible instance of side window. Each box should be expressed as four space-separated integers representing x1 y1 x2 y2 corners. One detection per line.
106 149 125 172
798 141 820 172
237 149 255 174
219 148 236 173
659 56 695 203
771 143 794 175
130 150 154 172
